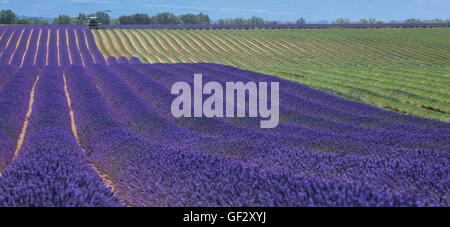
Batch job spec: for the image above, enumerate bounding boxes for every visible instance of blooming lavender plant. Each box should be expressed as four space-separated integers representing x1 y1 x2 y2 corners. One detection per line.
0 66 122 206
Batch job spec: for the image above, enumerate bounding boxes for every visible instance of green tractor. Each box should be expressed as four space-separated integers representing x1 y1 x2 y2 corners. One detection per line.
88 16 102 29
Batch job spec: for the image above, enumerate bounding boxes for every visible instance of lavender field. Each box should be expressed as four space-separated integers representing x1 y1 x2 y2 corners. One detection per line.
0 25 448 207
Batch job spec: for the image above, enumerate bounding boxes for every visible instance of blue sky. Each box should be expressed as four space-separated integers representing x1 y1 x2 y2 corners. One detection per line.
1 0 450 22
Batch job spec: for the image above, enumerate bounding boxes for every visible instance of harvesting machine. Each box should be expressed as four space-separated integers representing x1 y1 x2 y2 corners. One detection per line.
88 16 102 29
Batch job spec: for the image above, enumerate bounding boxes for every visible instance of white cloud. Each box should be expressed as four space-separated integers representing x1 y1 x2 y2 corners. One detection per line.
2 0 11 3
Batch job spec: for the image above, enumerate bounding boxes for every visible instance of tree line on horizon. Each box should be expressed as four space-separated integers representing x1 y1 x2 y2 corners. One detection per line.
0 9 449 25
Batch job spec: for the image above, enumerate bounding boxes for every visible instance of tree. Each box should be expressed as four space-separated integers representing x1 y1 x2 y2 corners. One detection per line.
198 12 210 24
247 16 264 24
404 18 423 23
53 15 72 24
332 17 351 24
39 20 50 25
118 15 133 25
231 17 245 24
151 12 181 24
94 11 110 25
367 18 375 24
133 14 152 24
265 20 278 24
295 18 306 24
179 13 202 24
0 9 17 24
118 14 151 24
15 19 29 24
74 13 88 25
359 18 369 24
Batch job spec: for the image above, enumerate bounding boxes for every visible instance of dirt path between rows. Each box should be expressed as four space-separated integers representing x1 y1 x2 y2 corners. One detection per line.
105 29 128 57
208 33 271 67
129 30 163 62
119 30 152 63
154 30 197 63
115 30 140 59
163 31 209 63
187 31 249 67
139 30 176 62
97 30 117 57
147 30 187 63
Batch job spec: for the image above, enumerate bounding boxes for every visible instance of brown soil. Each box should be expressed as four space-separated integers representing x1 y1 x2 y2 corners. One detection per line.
149 30 189 63
209 33 272 67
138 30 176 62
129 30 163 62
154 30 197 63
164 31 210 62
119 30 152 63
187 31 249 67
104 29 128 57
96 30 117 57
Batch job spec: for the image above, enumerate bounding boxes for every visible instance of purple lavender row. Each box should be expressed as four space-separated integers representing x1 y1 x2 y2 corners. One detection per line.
156 63 374 132
187 63 408 126
35 27 48 67
0 65 25 170
126 63 448 205
169 64 449 151
129 57 142 64
204 63 449 130
104 23 450 30
118 63 392 156
64 64 415 206
0 65 36 145
87 64 208 147
66 28 83 65
130 63 332 136
0 66 122 206
92 63 449 205
0 27 15 57
130 63 362 138
131 63 373 153
129 63 272 136
22 27 40 66
96 63 333 162
118 56 129 64
0 27 22 65
135 63 448 158
58 28 70 68
47 28 58 66
83 28 107 65
75 29 95 66
95 63 265 141
0 64 17 87
107 56 118 65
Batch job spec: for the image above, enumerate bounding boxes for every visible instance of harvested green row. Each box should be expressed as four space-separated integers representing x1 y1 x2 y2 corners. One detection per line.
94 27 450 122
253 66 450 121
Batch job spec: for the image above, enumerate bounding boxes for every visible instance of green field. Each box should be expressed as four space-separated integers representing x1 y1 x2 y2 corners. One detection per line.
94 27 450 121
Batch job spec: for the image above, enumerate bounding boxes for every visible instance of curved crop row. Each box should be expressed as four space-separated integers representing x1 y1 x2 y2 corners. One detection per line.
0 66 121 206
64 64 420 206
